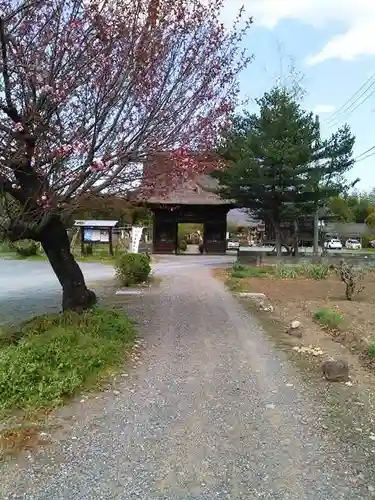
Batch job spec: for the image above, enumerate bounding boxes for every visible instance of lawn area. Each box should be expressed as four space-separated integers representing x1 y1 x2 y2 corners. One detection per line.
215 263 375 367
0 308 136 416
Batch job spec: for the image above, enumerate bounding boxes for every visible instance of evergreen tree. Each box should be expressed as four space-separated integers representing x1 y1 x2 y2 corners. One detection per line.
216 87 355 255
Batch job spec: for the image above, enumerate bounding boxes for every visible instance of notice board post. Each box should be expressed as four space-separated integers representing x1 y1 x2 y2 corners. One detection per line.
74 220 119 257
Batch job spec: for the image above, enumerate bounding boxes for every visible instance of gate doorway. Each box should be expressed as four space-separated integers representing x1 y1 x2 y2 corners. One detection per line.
140 167 235 255
177 223 204 254
149 204 232 255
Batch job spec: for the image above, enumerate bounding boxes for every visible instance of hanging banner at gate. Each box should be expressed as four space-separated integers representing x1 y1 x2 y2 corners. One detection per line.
130 226 144 253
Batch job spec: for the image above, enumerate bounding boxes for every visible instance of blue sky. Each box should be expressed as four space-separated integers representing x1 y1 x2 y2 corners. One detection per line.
222 0 375 191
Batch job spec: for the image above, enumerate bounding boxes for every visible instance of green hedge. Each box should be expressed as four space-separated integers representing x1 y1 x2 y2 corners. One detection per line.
115 252 151 286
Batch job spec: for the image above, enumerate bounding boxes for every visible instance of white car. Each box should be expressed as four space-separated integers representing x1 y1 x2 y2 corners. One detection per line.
345 238 361 250
324 238 343 250
227 239 240 250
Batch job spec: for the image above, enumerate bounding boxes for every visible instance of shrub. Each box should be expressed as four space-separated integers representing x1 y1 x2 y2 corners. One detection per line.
336 260 365 300
178 239 187 252
304 263 329 280
368 344 375 358
361 234 375 249
275 264 300 279
115 252 151 286
313 307 344 330
12 240 39 257
0 309 136 411
0 240 15 254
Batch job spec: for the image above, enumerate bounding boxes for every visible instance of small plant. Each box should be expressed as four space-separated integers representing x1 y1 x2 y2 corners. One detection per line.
0 240 15 254
13 240 39 257
368 343 375 358
231 264 273 279
336 260 365 301
313 307 344 330
178 239 187 252
275 264 300 279
304 263 329 280
115 252 151 286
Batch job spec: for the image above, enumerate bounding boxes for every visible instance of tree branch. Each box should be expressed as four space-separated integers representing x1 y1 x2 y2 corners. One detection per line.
0 17 17 115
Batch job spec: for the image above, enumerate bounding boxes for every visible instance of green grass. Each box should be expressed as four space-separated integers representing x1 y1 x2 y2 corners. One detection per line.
231 264 275 279
313 307 344 330
0 308 136 413
231 263 330 281
368 344 375 357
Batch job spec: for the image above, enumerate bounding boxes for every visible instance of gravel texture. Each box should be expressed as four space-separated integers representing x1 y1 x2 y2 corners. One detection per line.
1 257 375 499
0 259 115 324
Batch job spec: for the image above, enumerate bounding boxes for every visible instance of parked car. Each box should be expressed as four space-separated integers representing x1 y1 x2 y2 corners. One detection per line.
227 238 240 250
345 238 361 250
324 238 343 250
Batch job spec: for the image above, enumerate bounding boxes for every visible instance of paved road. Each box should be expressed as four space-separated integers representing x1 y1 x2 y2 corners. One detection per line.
0 256 235 325
2 258 375 499
0 259 115 325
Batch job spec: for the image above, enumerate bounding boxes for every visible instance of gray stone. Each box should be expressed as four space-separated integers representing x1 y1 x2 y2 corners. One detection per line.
321 359 349 382
291 320 301 329
238 292 266 299
287 320 302 338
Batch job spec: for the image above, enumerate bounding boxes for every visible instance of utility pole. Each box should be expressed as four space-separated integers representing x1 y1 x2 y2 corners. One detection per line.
313 114 320 257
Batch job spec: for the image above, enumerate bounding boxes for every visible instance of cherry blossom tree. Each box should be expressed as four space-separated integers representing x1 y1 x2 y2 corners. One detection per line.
0 0 251 311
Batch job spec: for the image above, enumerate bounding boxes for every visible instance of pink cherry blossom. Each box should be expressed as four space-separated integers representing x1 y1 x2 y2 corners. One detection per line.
13 122 24 132
0 0 250 213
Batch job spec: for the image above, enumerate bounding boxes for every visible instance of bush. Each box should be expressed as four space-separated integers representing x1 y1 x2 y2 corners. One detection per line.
275 264 300 279
361 234 375 249
12 240 39 257
303 263 329 280
0 309 136 411
336 260 365 300
313 307 344 330
0 240 15 254
368 344 375 358
178 239 187 252
115 252 151 286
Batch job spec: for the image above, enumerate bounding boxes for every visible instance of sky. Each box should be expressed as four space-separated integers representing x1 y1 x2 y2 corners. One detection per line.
220 0 375 191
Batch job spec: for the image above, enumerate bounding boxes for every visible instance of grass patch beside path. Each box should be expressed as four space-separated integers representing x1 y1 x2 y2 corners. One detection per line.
0 308 136 414
313 307 344 331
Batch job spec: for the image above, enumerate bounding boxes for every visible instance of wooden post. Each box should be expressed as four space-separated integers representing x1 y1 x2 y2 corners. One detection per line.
174 221 179 255
80 227 85 256
109 227 113 256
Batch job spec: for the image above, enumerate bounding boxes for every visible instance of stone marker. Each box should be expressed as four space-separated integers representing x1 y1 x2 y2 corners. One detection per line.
321 359 349 382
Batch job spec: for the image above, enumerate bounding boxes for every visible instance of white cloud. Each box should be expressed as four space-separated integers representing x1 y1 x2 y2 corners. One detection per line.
221 0 375 64
313 104 335 114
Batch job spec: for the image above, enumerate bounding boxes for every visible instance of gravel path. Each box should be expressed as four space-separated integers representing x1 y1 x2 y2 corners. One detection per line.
1 261 375 499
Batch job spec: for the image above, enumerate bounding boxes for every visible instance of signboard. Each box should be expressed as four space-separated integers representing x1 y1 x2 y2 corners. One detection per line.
83 228 110 243
130 226 144 253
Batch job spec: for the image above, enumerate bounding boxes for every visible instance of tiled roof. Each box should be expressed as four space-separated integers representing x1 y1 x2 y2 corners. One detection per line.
145 174 233 206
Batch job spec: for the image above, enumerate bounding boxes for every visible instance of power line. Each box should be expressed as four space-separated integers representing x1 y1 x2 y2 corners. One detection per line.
355 144 375 161
328 85 375 126
323 71 375 125
355 150 375 164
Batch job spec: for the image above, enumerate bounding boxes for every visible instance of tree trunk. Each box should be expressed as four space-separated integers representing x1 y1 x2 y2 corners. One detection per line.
274 222 282 256
313 207 319 256
39 215 97 311
293 219 299 257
